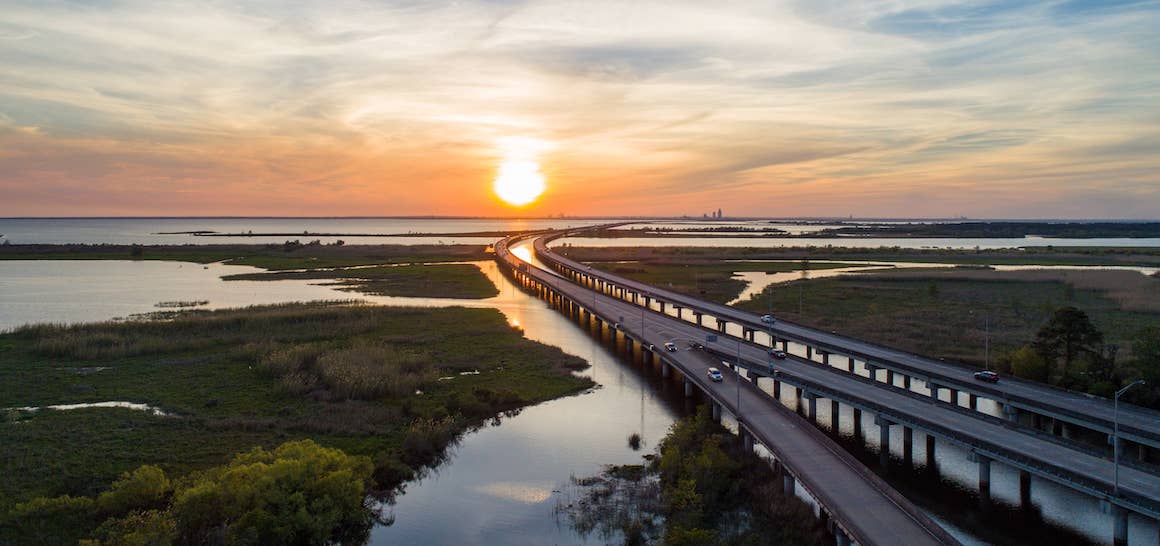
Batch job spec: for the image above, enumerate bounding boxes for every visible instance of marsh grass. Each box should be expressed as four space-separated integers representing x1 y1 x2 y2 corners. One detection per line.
223 263 500 299
0 302 593 535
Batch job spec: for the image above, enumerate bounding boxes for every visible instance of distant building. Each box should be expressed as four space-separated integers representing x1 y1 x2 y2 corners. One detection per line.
717 208 723 219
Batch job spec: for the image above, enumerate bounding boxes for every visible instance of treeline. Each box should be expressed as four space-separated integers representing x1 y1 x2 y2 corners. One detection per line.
814 222 1160 239
995 306 1160 406
4 440 375 545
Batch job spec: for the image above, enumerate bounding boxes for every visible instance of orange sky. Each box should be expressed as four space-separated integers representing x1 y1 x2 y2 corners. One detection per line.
2 1 1158 218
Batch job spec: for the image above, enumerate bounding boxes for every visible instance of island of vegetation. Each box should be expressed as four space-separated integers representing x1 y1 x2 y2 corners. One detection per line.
0 302 594 544
559 406 827 545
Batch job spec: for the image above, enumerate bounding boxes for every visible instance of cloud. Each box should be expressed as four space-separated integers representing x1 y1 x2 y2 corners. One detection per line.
1 0 1158 217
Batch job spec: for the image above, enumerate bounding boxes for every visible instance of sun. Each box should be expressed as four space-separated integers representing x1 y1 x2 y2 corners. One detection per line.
493 159 546 206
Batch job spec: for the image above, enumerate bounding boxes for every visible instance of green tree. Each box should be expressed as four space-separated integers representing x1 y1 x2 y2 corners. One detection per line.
1009 346 1048 381
97 465 171 516
1032 306 1103 377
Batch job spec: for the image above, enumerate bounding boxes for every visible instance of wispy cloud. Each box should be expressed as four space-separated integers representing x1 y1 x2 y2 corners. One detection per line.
1 0 1157 217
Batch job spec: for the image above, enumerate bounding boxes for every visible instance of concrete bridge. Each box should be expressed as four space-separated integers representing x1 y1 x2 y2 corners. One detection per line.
497 227 1160 545
495 233 961 546
532 230 1160 462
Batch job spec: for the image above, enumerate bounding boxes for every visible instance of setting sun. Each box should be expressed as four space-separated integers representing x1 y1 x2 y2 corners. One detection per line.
493 159 546 207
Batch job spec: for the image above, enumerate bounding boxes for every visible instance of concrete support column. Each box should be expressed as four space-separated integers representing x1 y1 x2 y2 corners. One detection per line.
969 393 978 411
885 368 894 386
903 375 912 391
781 339 789 351
794 387 803 413
660 301 666 312
684 378 693 398
876 416 893 466
805 392 818 423
867 364 877 381
949 388 959 406
773 380 781 399
971 452 992 502
676 307 683 319
694 312 703 325
852 408 863 440
848 357 855 373
743 428 754 452
711 402 721 422
806 346 813 360
782 473 795 496
830 400 840 433
902 427 913 466
1019 471 1032 509
1003 404 1020 423
821 351 830 365
930 383 940 401
717 319 727 332
925 435 937 469
835 529 851 546
662 362 671 379
1113 507 1128 546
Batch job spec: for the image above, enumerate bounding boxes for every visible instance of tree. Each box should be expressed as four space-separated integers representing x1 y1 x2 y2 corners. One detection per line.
1032 306 1103 377
1009 346 1048 381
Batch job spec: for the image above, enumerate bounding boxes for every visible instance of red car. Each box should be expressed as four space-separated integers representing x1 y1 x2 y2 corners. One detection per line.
973 370 999 383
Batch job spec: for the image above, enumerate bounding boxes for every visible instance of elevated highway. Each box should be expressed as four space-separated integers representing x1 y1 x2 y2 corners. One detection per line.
533 230 1160 457
495 227 1160 545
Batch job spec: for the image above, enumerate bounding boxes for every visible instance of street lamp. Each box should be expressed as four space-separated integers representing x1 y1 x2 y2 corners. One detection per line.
1114 379 1145 495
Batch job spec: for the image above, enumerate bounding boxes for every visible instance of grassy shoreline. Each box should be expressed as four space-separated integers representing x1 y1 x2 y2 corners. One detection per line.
1 302 594 543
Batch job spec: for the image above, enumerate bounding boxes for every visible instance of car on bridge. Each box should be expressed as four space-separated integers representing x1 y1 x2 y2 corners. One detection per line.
761 314 776 324
973 370 1000 383
769 349 788 359
664 342 677 352
707 367 724 382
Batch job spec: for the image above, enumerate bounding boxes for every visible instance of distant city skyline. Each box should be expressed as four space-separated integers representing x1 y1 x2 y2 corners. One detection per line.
2 1 1158 218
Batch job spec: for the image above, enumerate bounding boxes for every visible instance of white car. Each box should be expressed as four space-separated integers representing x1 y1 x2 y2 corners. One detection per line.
664 342 677 352
707 367 724 382
761 314 776 324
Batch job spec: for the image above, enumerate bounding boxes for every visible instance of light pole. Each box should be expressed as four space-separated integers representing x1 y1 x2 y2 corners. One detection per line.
1114 379 1145 495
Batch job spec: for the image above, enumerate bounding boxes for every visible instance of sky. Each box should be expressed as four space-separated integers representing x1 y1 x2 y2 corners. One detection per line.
1 0 1158 218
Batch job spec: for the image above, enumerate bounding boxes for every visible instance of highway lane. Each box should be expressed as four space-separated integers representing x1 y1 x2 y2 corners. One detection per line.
536 235 1160 450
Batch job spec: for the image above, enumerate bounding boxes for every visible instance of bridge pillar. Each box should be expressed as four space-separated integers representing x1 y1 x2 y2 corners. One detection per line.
805 346 813 360
969 393 978 410
834 528 851 546
625 338 633 352
794 387 803 413
821 351 830 365
852 408 863 440
772 379 781 398
643 296 650 307
948 388 959 406
903 374 912 391
902 427 913 466
1003 404 1020 423
925 434 937 470
1113 506 1128 546
659 301 666 312
782 473 795 496
876 416 893 466
662 362 671 379
804 392 818 423
829 399 839 433
684 378 693 398
929 382 940 400
1019 470 1032 509
694 312 703 325
970 452 992 503
866 363 878 381
712 402 721 422
743 428 754 452
746 367 757 380
744 328 754 342
848 357 855 373
717 319 727 332
675 307 683 319
884 368 893 386
781 339 789 351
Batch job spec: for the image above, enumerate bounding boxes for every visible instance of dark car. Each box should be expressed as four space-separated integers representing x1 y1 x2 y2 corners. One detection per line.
973 370 1000 383
664 342 677 352
769 349 788 359
707 367 724 382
